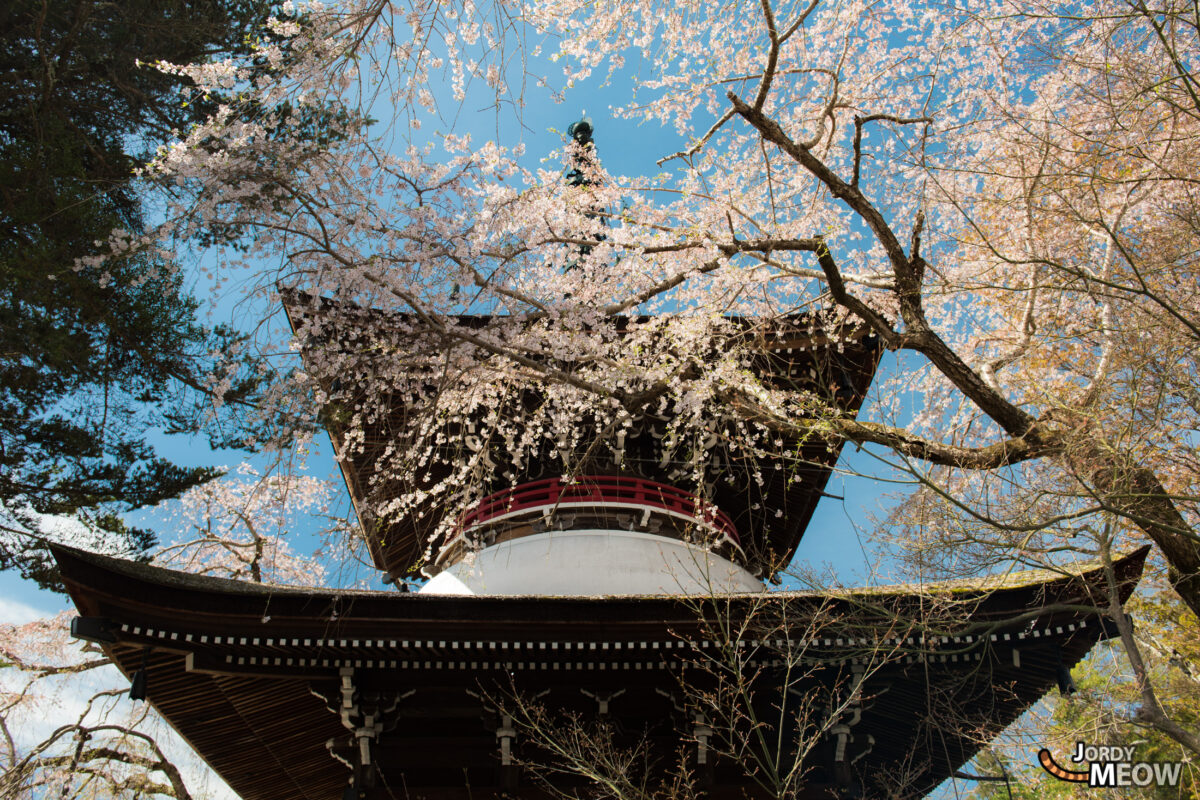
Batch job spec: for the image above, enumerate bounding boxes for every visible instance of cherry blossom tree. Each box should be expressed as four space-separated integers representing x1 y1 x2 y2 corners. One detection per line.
0 613 204 800
123 0 1200 627
153 461 345 585
0 465 343 799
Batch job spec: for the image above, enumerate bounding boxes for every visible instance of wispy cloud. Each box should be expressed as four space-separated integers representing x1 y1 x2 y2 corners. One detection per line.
0 596 48 625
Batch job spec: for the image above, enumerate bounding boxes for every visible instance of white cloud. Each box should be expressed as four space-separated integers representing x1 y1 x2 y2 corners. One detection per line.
0 596 48 625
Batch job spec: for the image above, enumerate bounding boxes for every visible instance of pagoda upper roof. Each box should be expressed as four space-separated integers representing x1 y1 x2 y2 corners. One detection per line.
281 291 883 580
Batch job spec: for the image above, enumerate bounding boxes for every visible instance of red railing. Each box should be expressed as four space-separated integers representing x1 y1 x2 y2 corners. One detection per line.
456 475 740 546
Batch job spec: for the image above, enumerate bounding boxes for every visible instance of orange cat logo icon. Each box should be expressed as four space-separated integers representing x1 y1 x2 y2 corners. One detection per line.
1038 748 1088 782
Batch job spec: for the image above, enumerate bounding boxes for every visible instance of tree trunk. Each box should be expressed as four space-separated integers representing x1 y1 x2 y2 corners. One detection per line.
1071 437 1200 617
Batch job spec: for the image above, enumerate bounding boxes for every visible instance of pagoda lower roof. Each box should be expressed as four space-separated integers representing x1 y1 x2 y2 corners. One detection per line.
55 545 1147 800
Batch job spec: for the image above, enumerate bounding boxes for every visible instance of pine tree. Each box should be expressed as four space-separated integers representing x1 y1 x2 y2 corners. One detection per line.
0 0 281 589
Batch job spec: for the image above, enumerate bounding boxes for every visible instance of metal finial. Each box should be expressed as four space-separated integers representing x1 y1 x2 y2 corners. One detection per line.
567 117 594 146
565 117 596 188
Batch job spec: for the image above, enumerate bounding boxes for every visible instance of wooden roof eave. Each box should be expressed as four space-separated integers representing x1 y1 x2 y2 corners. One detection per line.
52 544 1148 636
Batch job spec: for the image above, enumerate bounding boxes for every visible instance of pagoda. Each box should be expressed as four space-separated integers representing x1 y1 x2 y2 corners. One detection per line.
55 120 1147 800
